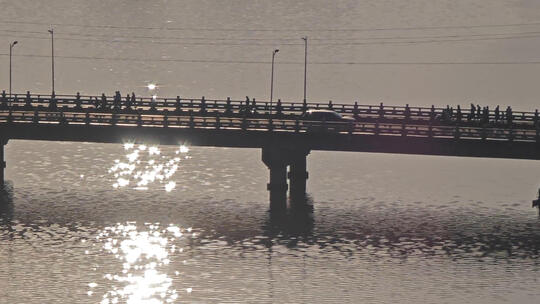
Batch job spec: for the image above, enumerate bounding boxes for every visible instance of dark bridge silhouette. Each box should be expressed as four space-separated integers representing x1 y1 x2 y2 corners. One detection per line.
1 91 539 210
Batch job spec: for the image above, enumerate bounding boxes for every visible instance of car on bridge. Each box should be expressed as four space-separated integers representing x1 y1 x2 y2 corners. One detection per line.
301 109 356 133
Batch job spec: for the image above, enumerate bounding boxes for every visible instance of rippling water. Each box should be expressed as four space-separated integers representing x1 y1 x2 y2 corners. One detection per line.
1 140 540 303
3 0 540 302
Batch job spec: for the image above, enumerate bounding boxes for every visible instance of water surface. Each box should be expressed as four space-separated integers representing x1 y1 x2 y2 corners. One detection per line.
1 140 540 303
2 0 540 303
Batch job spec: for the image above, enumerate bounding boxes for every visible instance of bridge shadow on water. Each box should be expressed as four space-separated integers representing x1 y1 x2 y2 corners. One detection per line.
1 188 540 262
264 196 315 241
254 196 540 262
0 181 14 223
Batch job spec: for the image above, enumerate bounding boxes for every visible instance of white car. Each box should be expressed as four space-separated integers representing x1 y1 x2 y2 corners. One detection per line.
301 109 356 132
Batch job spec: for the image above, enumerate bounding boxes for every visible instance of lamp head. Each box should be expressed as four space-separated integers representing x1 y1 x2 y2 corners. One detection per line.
13 41 18 45
274 49 279 54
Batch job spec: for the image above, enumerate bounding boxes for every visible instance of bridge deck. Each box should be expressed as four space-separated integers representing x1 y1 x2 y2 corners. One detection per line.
0 92 539 160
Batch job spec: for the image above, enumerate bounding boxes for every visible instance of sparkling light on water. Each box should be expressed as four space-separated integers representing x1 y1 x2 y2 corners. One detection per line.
178 145 189 154
108 144 189 192
148 146 160 156
91 223 194 304
164 182 176 192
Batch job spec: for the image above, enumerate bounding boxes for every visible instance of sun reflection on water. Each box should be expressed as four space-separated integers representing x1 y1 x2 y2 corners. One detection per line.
90 222 194 304
109 144 190 191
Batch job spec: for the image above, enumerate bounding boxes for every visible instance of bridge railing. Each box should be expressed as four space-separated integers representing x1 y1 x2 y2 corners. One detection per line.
1 107 539 142
0 92 538 121
2 91 538 121
1 92 539 135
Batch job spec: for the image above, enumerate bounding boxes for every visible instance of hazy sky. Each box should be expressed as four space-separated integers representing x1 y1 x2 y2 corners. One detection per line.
1 0 540 109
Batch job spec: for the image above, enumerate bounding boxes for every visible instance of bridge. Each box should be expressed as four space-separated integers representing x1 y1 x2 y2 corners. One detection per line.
1 90 539 211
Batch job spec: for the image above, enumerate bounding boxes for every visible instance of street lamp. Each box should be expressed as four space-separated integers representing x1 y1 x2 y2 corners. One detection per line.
9 41 18 98
302 36 307 103
270 49 279 115
48 28 55 94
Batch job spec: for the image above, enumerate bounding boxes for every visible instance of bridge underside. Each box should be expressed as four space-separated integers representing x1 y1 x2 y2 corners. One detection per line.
1 123 540 211
1 123 539 158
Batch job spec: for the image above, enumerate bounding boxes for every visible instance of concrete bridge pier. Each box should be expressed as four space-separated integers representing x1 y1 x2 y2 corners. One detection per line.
288 149 310 205
262 146 310 211
0 139 6 191
262 146 289 211
533 188 540 214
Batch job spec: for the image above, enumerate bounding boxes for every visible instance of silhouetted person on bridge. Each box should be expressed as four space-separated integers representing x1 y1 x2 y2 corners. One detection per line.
404 104 411 120
225 97 232 115
494 105 500 122
456 105 462 122
49 92 57 110
482 106 489 124
506 106 513 125
469 103 475 120
100 93 108 110
445 105 451 119
276 99 283 116
198 96 207 114
113 91 121 111
75 92 82 110
252 98 258 114
240 96 251 116
353 102 359 119
477 105 481 118
150 96 158 112
131 93 137 108
0 91 7 109
24 91 32 110
125 94 131 110
440 108 448 122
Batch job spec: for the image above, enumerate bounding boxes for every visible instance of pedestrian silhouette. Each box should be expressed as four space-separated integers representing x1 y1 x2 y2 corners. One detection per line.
131 92 136 108
124 94 130 110
113 91 121 110
75 92 82 109
101 93 108 110
482 106 489 124
404 104 411 120
252 98 258 114
506 106 513 124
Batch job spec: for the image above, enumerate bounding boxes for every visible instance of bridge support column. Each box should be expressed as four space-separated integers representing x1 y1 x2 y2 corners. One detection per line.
262 146 310 211
533 188 540 214
288 149 310 205
0 139 6 191
262 147 289 211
